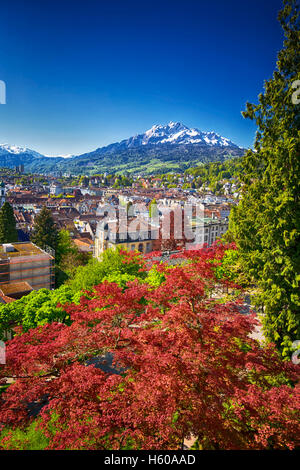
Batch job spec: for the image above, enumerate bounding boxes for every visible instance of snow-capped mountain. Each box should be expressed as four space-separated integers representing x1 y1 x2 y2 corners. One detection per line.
124 121 238 148
90 122 240 153
0 143 44 158
0 122 245 174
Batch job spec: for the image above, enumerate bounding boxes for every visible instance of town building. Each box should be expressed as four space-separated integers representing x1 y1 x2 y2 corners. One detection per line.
190 216 229 246
0 242 55 300
49 183 63 196
94 216 158 258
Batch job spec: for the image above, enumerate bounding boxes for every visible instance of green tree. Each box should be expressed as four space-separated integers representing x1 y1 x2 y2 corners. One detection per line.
55 229 90 286
126 201 133 215
68 247 146 293
149 198 158 218
228 0 300 357
0 202 18 243
56 229 76 264
0 420 49 450
79 175 89 187
0 249 146 339
0 286 74 339
31 206 58 253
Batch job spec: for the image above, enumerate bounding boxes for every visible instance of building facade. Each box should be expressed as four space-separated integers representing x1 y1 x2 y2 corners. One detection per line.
94 217 158 258
191 216 229 246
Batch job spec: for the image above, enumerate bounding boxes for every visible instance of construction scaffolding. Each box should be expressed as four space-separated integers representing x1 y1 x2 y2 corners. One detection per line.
0 242 55 292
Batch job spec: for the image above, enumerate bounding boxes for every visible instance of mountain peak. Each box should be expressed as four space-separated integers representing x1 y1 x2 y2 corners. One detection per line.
0 143 44 158
0 143 28 154
167 121 185 128
0 123 244 174
126 122 238 148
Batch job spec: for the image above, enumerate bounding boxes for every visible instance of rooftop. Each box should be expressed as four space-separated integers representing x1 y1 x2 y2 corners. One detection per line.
0 242 54 260
0 281 33 296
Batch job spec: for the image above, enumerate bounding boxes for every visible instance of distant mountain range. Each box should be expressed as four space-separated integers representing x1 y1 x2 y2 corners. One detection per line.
0 122 245 175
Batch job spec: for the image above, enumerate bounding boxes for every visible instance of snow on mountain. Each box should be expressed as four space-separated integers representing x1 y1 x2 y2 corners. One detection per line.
44 153 74 159
0 122 241 170
0 144 72 159
0 143 45 158
117 122 238 149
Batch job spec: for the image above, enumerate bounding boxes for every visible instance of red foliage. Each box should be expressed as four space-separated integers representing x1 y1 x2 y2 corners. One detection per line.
0 245 299 450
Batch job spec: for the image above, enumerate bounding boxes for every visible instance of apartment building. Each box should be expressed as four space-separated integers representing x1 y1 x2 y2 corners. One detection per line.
94 216 159 258
190 216 229 247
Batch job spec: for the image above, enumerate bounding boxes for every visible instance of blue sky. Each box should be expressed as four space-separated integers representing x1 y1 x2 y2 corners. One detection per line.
0 0 284 156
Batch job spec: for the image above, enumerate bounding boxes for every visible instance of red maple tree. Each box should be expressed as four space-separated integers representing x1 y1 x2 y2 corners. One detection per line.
0 245 299 450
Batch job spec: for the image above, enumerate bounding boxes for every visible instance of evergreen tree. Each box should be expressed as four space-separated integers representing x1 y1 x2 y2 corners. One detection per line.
228 0 300 357
31 206 58 254
0 202 18 244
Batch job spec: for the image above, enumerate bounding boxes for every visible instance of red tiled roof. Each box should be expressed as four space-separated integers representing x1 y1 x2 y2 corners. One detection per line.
0 294 16 304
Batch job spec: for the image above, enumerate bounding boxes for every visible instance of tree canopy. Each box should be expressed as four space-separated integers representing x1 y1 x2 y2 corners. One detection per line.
67 246 147 292
0 202 18 244
228 0 300 358
0 248 147 339
0 244 299 450
31 206 58 254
